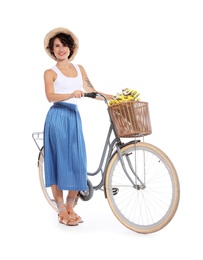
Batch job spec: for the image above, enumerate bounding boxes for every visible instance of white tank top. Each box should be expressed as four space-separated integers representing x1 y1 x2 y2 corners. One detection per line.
51 64 83 105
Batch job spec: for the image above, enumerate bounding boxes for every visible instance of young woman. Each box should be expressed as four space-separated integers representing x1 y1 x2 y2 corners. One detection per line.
43 27 113 226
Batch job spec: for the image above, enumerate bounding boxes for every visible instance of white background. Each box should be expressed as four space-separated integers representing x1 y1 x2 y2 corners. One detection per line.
0 0 203 259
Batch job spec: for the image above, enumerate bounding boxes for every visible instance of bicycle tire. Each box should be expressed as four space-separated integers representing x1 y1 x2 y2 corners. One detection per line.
105 142 180 234
38 147 58 211
79 179 94 201
38 147 93 211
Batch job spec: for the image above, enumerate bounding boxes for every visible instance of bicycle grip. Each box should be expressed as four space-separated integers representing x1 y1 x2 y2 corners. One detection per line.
84 92 97 98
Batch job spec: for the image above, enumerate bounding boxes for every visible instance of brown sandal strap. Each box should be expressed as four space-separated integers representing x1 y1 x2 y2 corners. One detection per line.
58 211 78 226
67 210 83 223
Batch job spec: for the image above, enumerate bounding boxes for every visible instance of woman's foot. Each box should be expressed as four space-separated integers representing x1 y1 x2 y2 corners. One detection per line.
58 210 79 226
56 201 79 226
66 196 83 223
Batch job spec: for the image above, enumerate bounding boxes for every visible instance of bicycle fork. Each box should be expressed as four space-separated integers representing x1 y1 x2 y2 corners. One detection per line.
116 144 146 189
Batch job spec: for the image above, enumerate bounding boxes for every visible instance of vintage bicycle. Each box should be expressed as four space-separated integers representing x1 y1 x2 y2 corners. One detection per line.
32 92 180 234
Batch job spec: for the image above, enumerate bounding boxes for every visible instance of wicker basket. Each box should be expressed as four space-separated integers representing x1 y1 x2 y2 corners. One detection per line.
109 101 152 138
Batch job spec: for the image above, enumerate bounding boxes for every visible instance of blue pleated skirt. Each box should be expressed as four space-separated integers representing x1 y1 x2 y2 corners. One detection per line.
43 102 87 191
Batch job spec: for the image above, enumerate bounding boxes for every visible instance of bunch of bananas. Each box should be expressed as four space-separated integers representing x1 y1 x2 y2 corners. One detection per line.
108 88 140 106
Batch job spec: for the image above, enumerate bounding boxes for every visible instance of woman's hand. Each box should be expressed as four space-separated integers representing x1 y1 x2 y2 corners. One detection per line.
71 90 84 98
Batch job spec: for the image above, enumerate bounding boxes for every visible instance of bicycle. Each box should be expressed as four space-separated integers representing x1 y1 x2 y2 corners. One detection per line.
32 92 180 234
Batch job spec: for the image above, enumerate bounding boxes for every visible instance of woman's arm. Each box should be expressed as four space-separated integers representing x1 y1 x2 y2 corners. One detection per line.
78 65 113 100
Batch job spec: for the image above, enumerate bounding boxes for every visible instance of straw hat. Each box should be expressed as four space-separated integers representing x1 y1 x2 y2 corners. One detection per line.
44 27 79 61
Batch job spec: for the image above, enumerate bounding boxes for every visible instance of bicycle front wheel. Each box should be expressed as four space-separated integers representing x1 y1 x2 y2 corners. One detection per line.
105 142 180 234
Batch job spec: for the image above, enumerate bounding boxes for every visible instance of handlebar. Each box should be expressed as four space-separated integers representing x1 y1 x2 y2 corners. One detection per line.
84 92 108 105
84 92 97 98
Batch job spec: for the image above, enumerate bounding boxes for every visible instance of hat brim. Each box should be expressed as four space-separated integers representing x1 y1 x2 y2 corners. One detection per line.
44 27 79 61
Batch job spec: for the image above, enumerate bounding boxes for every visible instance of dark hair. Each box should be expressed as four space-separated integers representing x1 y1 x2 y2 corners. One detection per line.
47 33 77 60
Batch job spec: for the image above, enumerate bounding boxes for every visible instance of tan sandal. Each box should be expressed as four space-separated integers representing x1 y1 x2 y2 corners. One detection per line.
58 210 78 226
68 211 83 223
66 197 83 223
56 201 78 226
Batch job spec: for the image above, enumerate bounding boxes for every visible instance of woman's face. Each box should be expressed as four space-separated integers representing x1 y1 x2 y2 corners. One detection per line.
53 38 70 60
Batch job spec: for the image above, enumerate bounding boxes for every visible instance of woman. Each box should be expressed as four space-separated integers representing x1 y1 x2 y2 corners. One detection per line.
43 27 113 226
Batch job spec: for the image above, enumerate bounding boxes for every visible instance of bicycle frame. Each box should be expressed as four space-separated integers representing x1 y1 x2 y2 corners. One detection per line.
86 94 144 191
87 127 146 190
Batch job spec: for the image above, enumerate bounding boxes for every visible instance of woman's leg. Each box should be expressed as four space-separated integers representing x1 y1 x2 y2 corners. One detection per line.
66 190 83 223
51 185 79 226
51 184 63 204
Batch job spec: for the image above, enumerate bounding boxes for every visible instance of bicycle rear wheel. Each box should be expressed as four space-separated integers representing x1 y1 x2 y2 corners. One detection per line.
38 147 58 211
105 142 180 234
38 147 93 211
